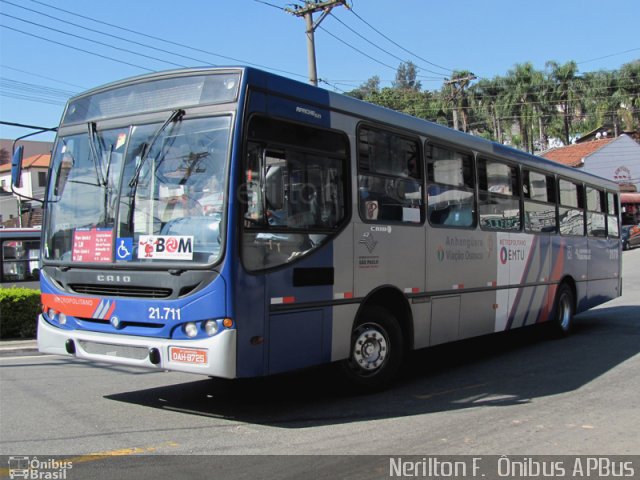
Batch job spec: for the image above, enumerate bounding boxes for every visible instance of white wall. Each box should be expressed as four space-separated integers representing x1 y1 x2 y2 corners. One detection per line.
584 135 640 190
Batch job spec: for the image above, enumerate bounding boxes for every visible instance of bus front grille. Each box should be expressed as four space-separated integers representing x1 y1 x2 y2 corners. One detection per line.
69 284 172 299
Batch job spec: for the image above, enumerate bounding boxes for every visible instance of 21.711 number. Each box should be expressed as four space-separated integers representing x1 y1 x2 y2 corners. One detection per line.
148 307 181 321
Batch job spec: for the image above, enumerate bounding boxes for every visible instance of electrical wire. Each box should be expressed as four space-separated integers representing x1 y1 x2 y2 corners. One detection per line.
27 0 309 80
0 12 188 68
348 6 454 74
327 13 448 78
0 64 88 90
0 23 154 72
1 0 217 68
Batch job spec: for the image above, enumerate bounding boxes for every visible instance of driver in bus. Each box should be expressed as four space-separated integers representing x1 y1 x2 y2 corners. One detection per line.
157 142 204 222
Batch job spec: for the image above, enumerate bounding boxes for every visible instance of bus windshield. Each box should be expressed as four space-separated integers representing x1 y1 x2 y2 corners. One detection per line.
44 115 231 266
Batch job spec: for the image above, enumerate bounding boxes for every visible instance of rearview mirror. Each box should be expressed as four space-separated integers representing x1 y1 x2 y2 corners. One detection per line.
11 145 24 189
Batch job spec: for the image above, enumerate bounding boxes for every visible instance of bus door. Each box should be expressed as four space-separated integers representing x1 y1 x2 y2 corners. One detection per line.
239 111 350 376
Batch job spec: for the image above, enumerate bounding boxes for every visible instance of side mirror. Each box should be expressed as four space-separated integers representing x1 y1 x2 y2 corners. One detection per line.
11 145 24 189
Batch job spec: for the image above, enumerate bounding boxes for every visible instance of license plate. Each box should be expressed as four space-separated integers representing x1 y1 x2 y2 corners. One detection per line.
169 347 208 365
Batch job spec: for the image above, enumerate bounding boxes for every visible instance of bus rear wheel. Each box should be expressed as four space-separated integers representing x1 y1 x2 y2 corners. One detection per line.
340 306 404 391
552 283 575 337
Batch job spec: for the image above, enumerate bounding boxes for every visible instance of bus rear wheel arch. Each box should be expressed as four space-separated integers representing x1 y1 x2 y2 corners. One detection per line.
340 306 404 391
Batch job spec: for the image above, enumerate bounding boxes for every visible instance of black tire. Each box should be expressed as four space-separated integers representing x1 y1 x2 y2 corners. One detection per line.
339 306 404 391
622 240 629 251
552 283 575 337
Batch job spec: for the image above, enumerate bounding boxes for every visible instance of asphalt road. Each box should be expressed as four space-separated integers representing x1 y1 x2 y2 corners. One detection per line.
1 250 639 475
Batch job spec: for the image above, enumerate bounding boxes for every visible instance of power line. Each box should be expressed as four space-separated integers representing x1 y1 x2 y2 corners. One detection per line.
0 64 88 90
0 0 216 68
348 7 454 74
0 91 67 106
0 120 57 130
327 12 448 78
27 0 309 80
317 25 401 74
0 12 188 69
0 78 77 98
0 23 154 72
253 0 285 9
577 48 640 65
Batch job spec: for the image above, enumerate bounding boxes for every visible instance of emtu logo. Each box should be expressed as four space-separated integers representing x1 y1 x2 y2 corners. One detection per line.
437 245 445 262
500 246 508 264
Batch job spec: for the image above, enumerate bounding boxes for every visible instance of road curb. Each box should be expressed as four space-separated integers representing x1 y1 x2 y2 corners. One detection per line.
0 340 38 354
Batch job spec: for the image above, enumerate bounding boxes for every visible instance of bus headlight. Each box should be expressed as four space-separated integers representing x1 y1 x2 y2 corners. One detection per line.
184 322 198 338
58 313 67 325
204 320 219 336
48 309 58 321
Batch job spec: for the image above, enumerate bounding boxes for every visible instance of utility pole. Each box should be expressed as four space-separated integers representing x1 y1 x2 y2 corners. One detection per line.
286 0 350 86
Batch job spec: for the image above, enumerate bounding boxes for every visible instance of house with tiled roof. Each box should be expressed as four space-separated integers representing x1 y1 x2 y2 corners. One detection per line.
542 134 640 189
542 134 640 224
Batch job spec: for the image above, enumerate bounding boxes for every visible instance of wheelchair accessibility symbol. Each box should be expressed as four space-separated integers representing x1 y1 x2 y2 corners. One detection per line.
116 238 133 261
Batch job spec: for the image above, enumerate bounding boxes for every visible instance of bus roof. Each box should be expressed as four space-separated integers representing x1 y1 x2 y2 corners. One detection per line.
62 66 619 192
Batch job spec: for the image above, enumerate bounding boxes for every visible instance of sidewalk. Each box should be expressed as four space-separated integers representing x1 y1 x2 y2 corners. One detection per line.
0 339 38 354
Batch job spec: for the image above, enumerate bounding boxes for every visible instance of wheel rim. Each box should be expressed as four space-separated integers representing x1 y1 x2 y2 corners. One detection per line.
558 292 572 331
351 322 389 374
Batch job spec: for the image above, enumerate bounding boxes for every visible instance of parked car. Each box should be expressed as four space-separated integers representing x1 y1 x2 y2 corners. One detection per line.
621 224 640 250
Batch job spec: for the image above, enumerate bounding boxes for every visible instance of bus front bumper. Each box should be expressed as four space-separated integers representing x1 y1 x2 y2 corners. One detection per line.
37 315 236 378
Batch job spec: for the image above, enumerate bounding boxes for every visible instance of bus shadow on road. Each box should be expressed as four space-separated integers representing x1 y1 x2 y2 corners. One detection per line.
105 305 640 428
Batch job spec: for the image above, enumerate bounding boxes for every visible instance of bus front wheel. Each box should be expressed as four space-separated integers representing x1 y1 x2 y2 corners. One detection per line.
340 306 404 390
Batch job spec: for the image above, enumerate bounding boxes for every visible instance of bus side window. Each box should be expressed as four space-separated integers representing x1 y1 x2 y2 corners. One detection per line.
426 143 475 228
558 179 585 236
523 170 557 233
357 126 423 224
586 186 607 237
607 192 620 238
478 158 521 231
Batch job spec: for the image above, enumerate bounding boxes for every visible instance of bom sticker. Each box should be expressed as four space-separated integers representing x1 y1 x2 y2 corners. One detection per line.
138 235 193 260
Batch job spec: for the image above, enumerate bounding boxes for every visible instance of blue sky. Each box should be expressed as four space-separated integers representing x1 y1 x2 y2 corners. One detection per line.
1 0 639 142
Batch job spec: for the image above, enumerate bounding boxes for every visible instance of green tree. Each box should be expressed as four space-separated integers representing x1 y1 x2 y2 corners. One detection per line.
470 77 506 141
393 61 421 91
546 60 581 145
503 63 543 153
581 70 619 132
617 60 640 130
346 75 381 100
367 87 433 120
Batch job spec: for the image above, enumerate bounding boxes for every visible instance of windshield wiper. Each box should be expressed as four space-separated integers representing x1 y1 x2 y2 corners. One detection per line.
87 122 106 186
128 109 185 188
101 144 115 226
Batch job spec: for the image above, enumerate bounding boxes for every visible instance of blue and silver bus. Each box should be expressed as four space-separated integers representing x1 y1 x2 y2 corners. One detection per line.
15 67 621 389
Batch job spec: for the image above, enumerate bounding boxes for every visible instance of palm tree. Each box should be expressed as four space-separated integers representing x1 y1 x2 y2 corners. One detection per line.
546 61 581 145
503 63 543 153
470 77 506 142
581 70 619 133
616 60 640 131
